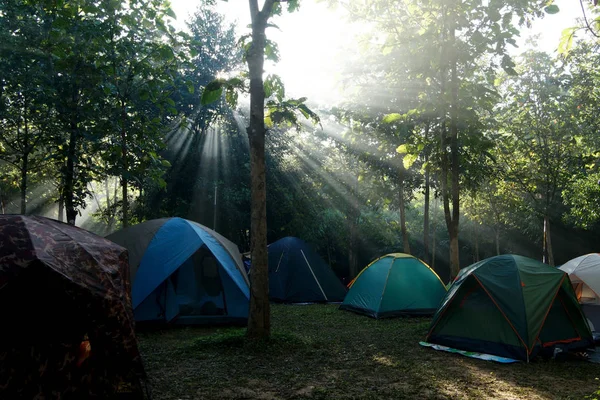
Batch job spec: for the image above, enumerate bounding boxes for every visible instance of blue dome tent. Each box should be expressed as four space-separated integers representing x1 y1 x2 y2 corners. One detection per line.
267 237 347 303
107 218 249 325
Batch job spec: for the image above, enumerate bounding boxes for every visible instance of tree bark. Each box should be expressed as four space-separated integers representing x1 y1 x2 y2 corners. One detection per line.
245 0 275 339
398 172 411 254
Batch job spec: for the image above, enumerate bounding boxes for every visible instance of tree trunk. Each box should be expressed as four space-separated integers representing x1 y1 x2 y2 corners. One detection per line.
0 186 5 214
20 104 30 215
121 106 129 228
398 172 411 254
423 124 431 264
474 230 479 263
58 189 64 222
64 121 78 225
245 0 273 339
348 168 360 278
20 153 28 214
495 228 500 255
543 214 555 266
348 212 359 277
448 22 460 278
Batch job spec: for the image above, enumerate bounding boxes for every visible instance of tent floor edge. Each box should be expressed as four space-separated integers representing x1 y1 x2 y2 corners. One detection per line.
428 334 528 361
338 304 380 319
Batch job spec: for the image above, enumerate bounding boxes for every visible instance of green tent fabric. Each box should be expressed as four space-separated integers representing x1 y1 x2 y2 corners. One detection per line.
339 253 447 318
426 254 594 362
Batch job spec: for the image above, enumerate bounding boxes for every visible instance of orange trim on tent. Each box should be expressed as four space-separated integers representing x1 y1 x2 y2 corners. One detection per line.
472 275 530 355
528 275 566 356
542 337 582 348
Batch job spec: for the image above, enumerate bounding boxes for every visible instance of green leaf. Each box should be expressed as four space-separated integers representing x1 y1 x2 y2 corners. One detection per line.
544 5 560 14
165 7 177 19
201 81 224 105
558 27 576 55
396 144 408 154
403 154 418 169
383 113 402 123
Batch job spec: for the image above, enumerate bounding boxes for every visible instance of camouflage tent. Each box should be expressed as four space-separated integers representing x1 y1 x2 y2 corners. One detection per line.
0 215 147 399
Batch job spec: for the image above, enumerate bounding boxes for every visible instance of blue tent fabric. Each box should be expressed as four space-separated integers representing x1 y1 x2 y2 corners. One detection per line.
267 237 347 303
107 218 249 324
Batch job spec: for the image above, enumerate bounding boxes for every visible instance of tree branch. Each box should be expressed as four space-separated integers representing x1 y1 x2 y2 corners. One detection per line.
580 0 600 38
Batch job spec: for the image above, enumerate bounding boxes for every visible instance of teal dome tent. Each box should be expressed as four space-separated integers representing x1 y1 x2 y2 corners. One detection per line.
340 253 447 318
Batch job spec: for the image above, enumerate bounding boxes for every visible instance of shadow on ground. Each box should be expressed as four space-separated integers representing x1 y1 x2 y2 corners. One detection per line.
137 304 599 399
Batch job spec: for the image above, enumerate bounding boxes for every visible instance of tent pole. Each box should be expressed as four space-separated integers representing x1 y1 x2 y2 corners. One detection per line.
301 249 328 301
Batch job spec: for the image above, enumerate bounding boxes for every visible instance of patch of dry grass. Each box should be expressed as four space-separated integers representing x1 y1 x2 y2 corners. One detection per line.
137 305 599 399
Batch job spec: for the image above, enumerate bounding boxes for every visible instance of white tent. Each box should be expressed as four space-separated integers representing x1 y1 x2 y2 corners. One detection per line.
560 254 600 333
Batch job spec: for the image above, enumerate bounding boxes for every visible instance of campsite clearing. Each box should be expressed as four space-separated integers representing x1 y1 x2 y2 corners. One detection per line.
138 304 599 399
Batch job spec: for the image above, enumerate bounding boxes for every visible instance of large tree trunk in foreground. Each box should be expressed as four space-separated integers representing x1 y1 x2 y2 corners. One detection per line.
246 0 274 339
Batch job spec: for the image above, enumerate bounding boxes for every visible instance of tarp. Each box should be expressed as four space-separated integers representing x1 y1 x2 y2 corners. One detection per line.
560 254 600 331
427 254 594 362
340 253 446 318
267 237 347 303
0 215 146 399
107 217 249 324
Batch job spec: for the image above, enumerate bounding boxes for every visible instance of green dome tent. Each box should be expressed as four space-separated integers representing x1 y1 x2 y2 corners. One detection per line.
339 253 447 318
426 254 594 362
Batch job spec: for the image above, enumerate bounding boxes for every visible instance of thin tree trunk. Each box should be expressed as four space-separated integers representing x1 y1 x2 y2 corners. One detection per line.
246 0 274 339
121 105 129 228
20 153 28 214
0 186 5 214
474 230 479 263
423 123 431 264
544 214 555 266
495 228 500 255
58 187 64 222
64 121 78 225
448 22 460 278
348 168 360 277
399 172 411 254
20 103 29 214
431 197 437 270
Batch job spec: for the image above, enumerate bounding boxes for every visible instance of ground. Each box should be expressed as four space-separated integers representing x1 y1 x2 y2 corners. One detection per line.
138 304 599 400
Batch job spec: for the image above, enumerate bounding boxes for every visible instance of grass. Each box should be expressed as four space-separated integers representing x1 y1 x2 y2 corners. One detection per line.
137 304 599 399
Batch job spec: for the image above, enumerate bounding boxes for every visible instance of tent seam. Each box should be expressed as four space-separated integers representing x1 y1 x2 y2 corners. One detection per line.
376 260 394 317
472 274 529 356
528 274 566 356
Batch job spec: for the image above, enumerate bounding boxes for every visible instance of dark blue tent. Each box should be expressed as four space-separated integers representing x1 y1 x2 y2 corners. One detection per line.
107 218 249 325
267 237 347 303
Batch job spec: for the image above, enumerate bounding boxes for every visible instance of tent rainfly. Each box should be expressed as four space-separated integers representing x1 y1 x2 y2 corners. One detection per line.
340 253 447 318
107 217 249 325
267 237 347 303
559 253 600 332
0 215 146 399
426 254 594 362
